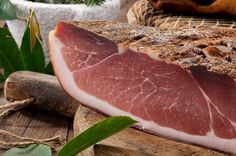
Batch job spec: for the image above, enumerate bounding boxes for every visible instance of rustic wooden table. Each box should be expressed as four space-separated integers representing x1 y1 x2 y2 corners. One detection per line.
0 89 73 155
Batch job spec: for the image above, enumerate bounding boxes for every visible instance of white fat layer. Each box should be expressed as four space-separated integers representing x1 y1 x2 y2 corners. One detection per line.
118 46 127 54
50 33 236 154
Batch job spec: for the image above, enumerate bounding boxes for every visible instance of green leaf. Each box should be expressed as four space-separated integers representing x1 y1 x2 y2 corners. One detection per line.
31 38 45 72
20 10 45 72
0 0 18 20
0 28 24 83
2 144 52 156
58 116 137 156
20 26 33 70
0 49 14 81
28 10 42 51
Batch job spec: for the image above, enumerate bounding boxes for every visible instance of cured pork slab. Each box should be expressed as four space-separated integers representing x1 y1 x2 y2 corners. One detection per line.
49 21 236 154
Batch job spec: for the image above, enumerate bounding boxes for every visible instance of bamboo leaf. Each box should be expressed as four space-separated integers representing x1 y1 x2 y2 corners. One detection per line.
31 38 45 72
58 116 137 156
29 10 45 72
0 28 24 83
29 10 42 51
20 9 45 72
3 144 52 156
0 49 15 81
20 26 32 70
0 0 18 20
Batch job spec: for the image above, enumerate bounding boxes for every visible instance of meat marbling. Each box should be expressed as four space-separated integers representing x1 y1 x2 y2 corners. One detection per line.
49 22 236 154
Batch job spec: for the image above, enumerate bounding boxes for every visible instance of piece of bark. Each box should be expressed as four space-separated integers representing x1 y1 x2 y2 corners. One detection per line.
4 71 79 117
74 105 225 156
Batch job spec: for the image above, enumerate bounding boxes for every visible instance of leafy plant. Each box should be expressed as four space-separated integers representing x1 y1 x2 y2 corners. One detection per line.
58 116 136 156
2 116 136 156
0 0 19 20
0 10 53 83
0 28 23 82
28 0 106 6
20 10 45 72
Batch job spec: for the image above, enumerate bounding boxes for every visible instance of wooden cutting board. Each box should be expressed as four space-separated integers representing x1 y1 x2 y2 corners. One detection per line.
74 105 225 156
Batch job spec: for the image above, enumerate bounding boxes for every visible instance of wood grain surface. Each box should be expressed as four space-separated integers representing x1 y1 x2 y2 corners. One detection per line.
0 89 73 155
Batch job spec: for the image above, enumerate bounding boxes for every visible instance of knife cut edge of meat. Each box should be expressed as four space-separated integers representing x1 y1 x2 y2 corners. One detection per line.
74 105 224 156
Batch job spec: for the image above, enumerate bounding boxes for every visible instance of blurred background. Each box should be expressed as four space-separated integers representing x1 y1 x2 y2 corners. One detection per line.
0 21 4 27
0 0 136 28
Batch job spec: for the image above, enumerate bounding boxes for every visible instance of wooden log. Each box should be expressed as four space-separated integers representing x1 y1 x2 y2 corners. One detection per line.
74 105 225 156
4 71 79 117
0 92 73 156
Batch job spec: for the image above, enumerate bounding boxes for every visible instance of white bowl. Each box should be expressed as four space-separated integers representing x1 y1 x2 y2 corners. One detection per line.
7 0 124 60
